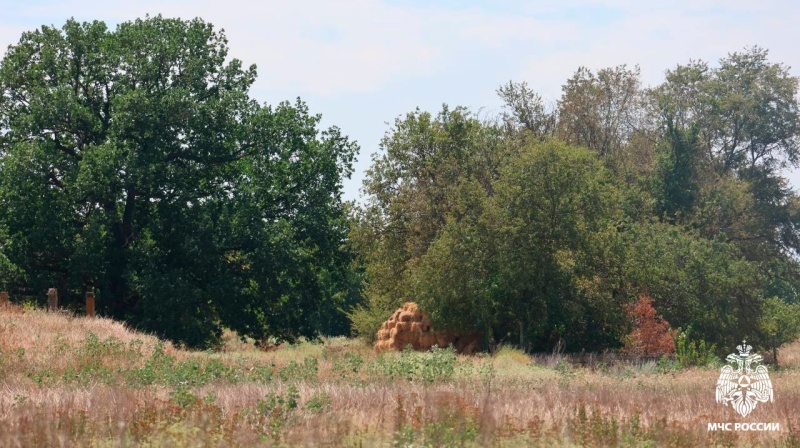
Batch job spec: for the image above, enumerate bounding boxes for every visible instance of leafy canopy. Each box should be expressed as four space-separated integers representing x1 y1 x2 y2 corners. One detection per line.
0 16 359 347
353 47 800 353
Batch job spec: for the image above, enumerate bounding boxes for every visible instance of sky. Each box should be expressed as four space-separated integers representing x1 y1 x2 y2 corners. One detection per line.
1 0 799 201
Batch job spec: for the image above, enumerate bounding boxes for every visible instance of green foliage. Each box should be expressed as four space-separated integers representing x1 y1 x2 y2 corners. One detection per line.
361 127 629 350
28 367 59 386
673 327 718 367
347 301 390 343
367 346 457 383
14 331 284 389
170 384 199 408
653 47 800 267
415 346 458 383
4 14 798 362
125 341 274 387
570 405 620 447
760 296 800 346
392 388 480 448
61 364 114 386
654 124 700 220
654 47 799 176
126 342 175 386
407 136 632 349
489 140 627 350
332 352 364 378
257 385 300 415
53 333 138 385
557 65 642 162
355 90 788 353
567 405 673 447
497 81 557 138
277 356 318 382
350 105 504 340
256 385 300 443
0 16 359 348
304 392 332 413
554 359 576 378
623 223 762 350
656 355 681 373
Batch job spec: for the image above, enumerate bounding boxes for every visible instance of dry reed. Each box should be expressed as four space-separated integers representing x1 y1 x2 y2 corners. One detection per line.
1 308 799 446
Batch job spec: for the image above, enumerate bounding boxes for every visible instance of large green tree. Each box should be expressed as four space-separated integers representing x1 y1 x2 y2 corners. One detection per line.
352 105 630 350
0 17 358 347
349 106 504 335
651 48 800 313
410 139 628 351
354 102 772 353
490 140 626 351
557 65 644 162
653 48 800 246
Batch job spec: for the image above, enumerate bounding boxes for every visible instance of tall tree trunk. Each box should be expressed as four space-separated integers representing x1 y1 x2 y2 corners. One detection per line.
108 187 137 317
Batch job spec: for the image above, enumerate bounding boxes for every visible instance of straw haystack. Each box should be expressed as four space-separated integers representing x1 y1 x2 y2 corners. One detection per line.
374 302 481 354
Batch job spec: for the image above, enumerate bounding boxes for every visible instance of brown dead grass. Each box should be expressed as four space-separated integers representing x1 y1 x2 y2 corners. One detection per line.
0 308 174 354
779 338 800 368
1 307 800 447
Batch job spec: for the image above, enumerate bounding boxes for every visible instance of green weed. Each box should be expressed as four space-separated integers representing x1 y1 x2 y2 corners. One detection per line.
304 391 333 413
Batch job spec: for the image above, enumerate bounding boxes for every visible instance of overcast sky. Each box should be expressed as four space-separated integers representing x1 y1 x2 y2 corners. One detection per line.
1 0 799 201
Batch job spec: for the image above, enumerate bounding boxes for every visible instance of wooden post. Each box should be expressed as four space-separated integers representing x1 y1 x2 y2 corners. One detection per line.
86 291 95 317
47 288 58 311
0 291 8 306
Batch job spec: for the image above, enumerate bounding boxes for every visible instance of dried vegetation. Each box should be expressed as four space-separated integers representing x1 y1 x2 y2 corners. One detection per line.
2 308 800 446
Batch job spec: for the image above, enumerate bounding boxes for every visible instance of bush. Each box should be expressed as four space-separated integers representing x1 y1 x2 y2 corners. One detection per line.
674 327 718 367
257 385 300 443
760 296 800 366
367 345 457 383
622 294 676 357
348 301 395 344
332 352 365 379
305 392 333 413
126 342 275 387
277 357 318 382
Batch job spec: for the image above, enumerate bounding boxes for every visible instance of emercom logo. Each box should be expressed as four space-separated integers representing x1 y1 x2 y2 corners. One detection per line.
715 341 774 417
707 422 780 432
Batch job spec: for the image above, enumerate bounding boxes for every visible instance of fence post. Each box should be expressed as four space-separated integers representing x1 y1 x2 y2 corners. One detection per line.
47 288 58 311
86 291 95 317
0 291 8 306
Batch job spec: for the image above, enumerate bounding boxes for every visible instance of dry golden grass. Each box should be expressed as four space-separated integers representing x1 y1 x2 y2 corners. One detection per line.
0 308 173 352
779 338 800 368
1 308 800 447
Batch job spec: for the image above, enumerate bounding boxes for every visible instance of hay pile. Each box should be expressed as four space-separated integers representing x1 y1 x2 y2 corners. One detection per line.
374 302 481 354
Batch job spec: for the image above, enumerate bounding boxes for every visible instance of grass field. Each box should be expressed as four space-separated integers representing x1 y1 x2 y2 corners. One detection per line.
1 307 800 447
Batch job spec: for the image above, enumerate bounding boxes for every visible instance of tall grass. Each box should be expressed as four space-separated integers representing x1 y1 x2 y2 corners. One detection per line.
1 308 799 446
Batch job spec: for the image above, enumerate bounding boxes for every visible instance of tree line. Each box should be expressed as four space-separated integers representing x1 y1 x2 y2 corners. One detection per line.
1 16 799 353
350 47 800 354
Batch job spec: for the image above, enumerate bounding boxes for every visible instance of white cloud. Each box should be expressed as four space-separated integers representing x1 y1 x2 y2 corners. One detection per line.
2 0 800 198
1 0 444 95
517 1 800 99
3 0 797 97
0 0 590 96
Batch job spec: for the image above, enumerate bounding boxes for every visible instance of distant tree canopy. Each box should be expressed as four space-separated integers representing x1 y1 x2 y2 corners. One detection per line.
1 17 797 356
0 16 359 347
352 47 800 354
